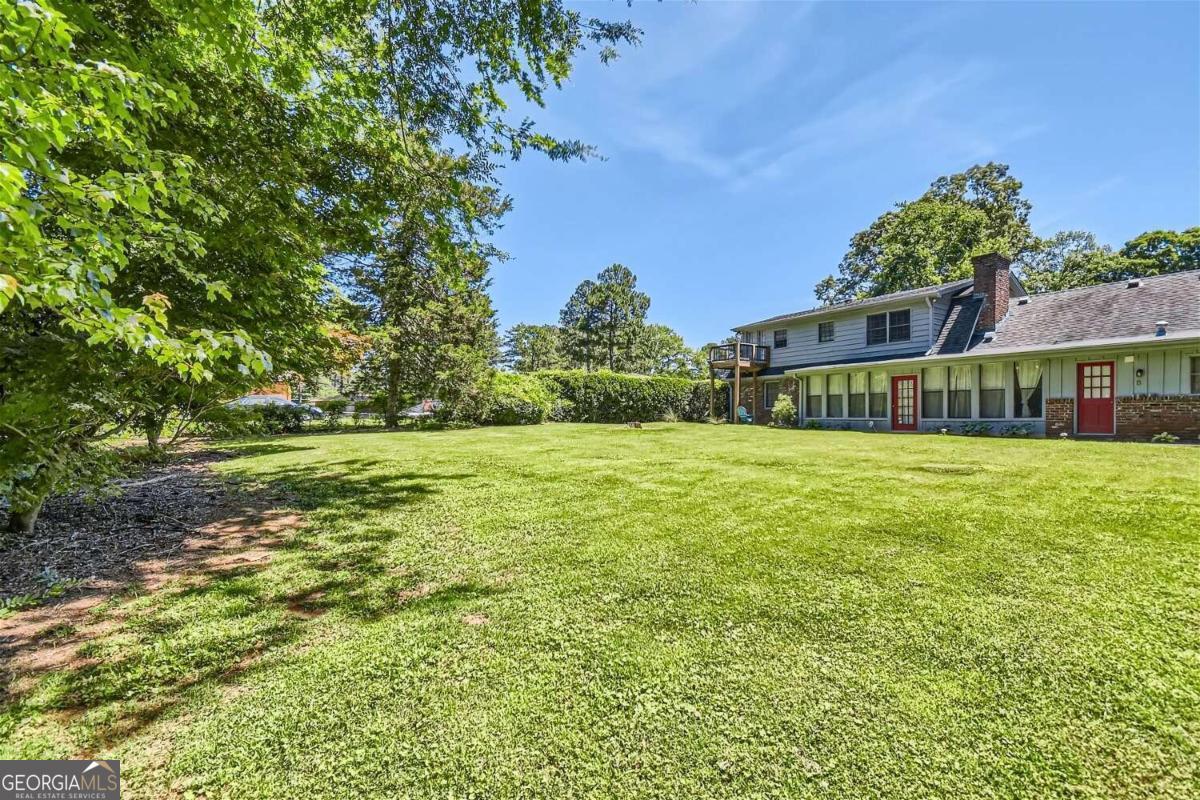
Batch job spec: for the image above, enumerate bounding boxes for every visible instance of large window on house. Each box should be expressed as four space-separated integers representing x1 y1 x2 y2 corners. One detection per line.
1014 360 1043 418
806 375 824 418
869 371 888 417
1191 356 1200 394
922 367 945 419
827 374 845 417
949 365 973 418
773 329 788 349
979 363 1005 418
849 372 867 417
888 309 911 342
866 313 887 345
818 321 835 343
764 382 780 409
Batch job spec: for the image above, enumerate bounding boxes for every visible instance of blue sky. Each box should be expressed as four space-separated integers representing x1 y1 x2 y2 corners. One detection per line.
488 1 1200 346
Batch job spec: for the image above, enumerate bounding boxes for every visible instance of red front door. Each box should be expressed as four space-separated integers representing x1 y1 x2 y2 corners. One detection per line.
1076 361 1115 434
891 374 918 431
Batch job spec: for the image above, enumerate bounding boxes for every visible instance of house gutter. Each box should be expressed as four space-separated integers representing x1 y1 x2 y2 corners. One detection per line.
782 330 1200 375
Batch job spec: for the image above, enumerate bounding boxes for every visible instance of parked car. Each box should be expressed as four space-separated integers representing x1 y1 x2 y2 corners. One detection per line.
227 395 324 417
404 399 442 419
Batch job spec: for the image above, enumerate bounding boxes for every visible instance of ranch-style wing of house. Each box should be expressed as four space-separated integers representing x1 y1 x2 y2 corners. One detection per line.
711 253 1200 439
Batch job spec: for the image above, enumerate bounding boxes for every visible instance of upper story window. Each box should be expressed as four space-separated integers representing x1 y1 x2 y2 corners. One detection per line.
818 321 835 343
866 314 888 345
773 329 788 349
866 310 911 345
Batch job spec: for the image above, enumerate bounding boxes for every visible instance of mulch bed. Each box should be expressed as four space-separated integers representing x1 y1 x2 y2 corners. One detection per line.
1 446 305 687
0 449 241 601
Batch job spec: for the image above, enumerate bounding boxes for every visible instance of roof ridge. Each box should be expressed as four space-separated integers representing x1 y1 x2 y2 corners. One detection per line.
1021 267 1200 302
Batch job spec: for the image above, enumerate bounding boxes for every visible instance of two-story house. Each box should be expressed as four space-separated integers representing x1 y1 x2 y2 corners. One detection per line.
711 253 1200 438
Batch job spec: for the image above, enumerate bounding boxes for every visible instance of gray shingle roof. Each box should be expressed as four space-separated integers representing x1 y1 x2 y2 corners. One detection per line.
736 278 974 331
967 269 1200 354
930 294 983 355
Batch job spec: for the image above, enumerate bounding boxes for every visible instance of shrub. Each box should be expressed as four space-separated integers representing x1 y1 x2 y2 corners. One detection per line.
352 393 390 415
257 403 309 434
770 395 796 427
316 397 350 416
960 422 993 436
1001 423 1033 437
533 370 715 424
803 419 823 430
194 404 308 438
478 373 554 426
549 398 576 423
194 406 264 438
1151 431 1180 443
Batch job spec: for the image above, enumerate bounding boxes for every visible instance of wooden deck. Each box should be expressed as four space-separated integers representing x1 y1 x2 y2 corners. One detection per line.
708 343 770 370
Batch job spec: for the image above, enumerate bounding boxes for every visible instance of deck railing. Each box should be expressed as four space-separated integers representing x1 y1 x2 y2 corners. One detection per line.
708 343 770 365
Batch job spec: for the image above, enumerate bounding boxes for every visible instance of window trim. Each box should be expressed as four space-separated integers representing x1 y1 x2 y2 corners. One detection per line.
818 321 835 343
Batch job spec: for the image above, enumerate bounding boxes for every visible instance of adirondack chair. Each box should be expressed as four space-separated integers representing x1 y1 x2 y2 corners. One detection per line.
737 405 753 424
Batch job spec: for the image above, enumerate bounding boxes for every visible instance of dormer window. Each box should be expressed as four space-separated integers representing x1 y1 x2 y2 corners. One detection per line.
866 310 911 345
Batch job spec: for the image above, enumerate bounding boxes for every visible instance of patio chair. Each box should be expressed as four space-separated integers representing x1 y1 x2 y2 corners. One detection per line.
737 405 753 424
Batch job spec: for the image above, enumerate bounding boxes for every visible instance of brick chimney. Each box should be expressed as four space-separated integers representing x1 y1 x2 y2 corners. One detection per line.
972 252 1012 331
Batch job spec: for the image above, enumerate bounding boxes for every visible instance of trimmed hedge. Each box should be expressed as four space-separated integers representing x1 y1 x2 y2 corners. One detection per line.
481 372 555 425
532 370 715 423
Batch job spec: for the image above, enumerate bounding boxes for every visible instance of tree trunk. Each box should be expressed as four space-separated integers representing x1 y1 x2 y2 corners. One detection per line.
384 357 402 428
143 411 165 455
5 498 44 538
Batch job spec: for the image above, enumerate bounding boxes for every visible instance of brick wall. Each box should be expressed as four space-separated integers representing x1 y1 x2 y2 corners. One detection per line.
736 378 799 424
1115 395 1200 441
1046 397 1073 436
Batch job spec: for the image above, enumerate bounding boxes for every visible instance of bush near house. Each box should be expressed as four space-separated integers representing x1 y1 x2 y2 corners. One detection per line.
771 395 797 427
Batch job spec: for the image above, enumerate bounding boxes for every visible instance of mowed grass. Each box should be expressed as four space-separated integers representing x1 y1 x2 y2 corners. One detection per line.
3 425 1199 798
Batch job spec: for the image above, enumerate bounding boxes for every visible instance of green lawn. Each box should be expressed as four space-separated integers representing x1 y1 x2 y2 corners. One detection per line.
3 425 1199 798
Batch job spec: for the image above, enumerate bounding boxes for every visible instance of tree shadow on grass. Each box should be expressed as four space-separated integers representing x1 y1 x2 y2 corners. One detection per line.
0 450 490 755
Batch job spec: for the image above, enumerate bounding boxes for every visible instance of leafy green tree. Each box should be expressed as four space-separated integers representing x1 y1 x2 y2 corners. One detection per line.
816 163 1035 304
627 323 704 376
502 324 565 373
1019 228 1199 292
1 0 640 533
1120 228 1200 274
